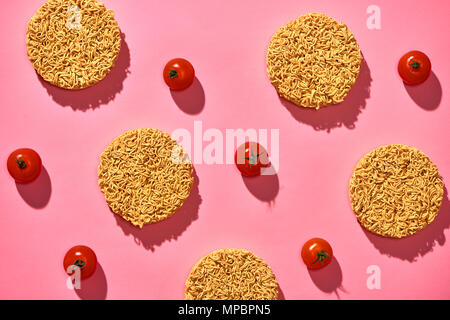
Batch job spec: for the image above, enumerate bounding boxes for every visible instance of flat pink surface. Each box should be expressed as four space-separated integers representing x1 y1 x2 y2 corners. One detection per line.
0 0 449 300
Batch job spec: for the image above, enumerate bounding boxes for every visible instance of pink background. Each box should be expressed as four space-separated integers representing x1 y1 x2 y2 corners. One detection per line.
1 0 449 300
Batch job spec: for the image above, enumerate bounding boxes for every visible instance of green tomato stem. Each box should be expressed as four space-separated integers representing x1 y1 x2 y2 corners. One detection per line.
247 147 265 166
14 157 27 169
169 69 178 79
73 259 86 273
410 59 420 70
312 250 332 265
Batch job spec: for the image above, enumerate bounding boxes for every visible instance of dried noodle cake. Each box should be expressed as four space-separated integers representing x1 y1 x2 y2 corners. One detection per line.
185 249 279 300
267 13 362 109
98 128 194 228
26 0 121 89
349 144 444 238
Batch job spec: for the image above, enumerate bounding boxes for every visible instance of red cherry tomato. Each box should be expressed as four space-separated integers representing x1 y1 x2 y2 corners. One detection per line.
234 142 270 177
7 148 42 183
63 245 97 280
301 238 333 270
398 51 431 85
163 58 195 90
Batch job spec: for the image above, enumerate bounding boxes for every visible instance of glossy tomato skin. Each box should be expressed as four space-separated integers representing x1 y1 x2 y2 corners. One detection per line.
398 51 431 85
234 141 270 177
163 58 195 90
301 238 333 270
7 148 42 183
63 245 97 280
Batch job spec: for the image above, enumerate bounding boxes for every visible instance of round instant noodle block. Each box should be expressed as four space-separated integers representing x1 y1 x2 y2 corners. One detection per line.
26 0 121 90
349 144 444 238
98 128 194 228
185 248 279 300
267 12 362 109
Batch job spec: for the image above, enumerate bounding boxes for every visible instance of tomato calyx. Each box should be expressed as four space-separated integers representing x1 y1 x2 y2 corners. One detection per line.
409 59 421 71
312 250 332 265
245 147 265 166
73 259 86 273
14 157 27 169
168 69 178 79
